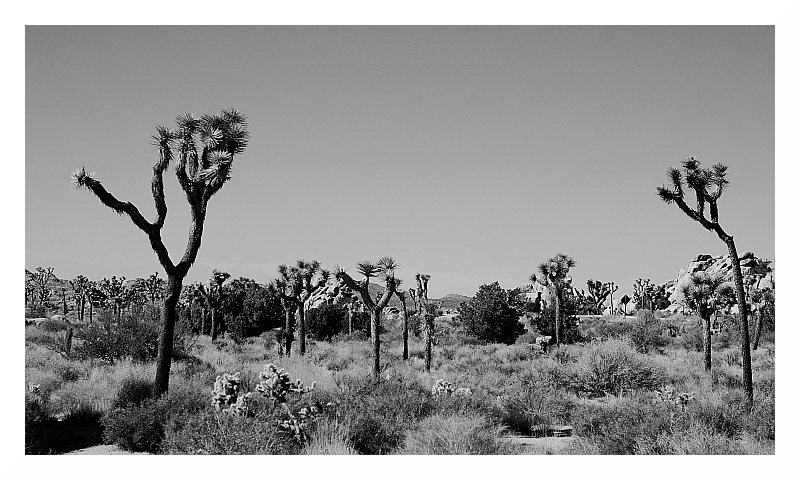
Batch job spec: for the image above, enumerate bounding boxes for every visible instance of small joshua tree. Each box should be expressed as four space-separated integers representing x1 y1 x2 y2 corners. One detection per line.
271 260 330 356
586 279 618 314
334 257 399 377
657 157 753 407
197 269 231 341
750 288 774 351
98 276 127 323
69 275 91 322
73 109 249 397
531 254 576 346
680 272 729 373
32 267 55 308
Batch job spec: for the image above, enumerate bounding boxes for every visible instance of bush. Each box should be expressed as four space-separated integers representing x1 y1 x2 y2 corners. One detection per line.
102 399 166 453
39 318 69 332
399 413 518 454
570 338 664 398
73 314 159 363
102 381 208 453
334 373 436 454
530 296 583 344
495 371 576 435
113 376 153 408
306 304 347 340
456 282 526 345
629 311 669 353
163 408 299 454
570 395 674 454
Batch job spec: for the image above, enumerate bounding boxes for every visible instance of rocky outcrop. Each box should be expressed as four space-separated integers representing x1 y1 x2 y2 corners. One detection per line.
662 253 774 313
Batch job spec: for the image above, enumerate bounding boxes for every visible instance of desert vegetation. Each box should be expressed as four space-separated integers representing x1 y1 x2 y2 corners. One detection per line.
24 109 774 455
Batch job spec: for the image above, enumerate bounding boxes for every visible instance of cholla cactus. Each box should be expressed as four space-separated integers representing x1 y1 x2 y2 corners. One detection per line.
255 363 315 404
212 372 251 415
253 364 325 445
432 379 472 398
655 385 695 410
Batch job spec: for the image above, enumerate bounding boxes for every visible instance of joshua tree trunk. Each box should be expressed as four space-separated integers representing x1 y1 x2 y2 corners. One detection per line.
348 306 353 335
284 303 296 357
752 309 763 351
724 237 753 408
424 313 433 372
299 307 307 355
371 309 381 375
79 296 85 322
400 299 409 361
88 296 93 324
703 314 712 372
554 294 562 346
154 274 183 396
210 307 217 341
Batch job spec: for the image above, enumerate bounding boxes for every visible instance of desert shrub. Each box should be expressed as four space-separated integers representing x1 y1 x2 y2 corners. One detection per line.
303 417 358 455
570 395 674 454
163 408 299 454
102 381 208 453
306 304 347 340
399 413 518 454
102 399 166 453
73 314 160 363
333 373 436 454
494 370 576 435
581 318 634 341
531 302 583 344
570 338 664 398
456 282 526 345
39 318 69 332
53 362 84 383
113 376 153 408
629 311 670 353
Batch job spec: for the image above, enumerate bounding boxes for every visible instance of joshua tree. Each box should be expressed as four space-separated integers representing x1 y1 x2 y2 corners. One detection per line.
197 270 231 341
395 282 411 360
32 267 55 308
334 257 399 377
143 271 166 319
415 273 434 372
72 109 249 397
680 272 729 373
99 276 127 322
657 157 753 408
750 288 774 351
586 279 618 314
69 275 91 322
531 254 576 346
271 260 329 356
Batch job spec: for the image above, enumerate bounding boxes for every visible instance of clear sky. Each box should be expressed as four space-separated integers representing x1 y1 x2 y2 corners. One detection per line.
25 26 774 298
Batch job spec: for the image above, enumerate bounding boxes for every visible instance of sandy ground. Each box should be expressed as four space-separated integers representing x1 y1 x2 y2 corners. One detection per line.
63 445 150 455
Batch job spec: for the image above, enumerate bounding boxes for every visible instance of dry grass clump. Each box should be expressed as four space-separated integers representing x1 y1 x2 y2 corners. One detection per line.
399 413 519 455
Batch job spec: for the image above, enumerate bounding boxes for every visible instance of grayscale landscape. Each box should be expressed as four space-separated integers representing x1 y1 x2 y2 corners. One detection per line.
25 25 775 455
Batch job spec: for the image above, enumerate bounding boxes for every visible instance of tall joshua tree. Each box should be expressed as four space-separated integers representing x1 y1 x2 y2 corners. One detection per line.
197 270 231 341
680 272 728 373
72 109 249 397
33 267 55 307
69 275 91 322
99 276 127 322
657 157 753 408
586 279 618 314
272 260 329 356
335 257 399 377
415 273 434 372
531 254 575 346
